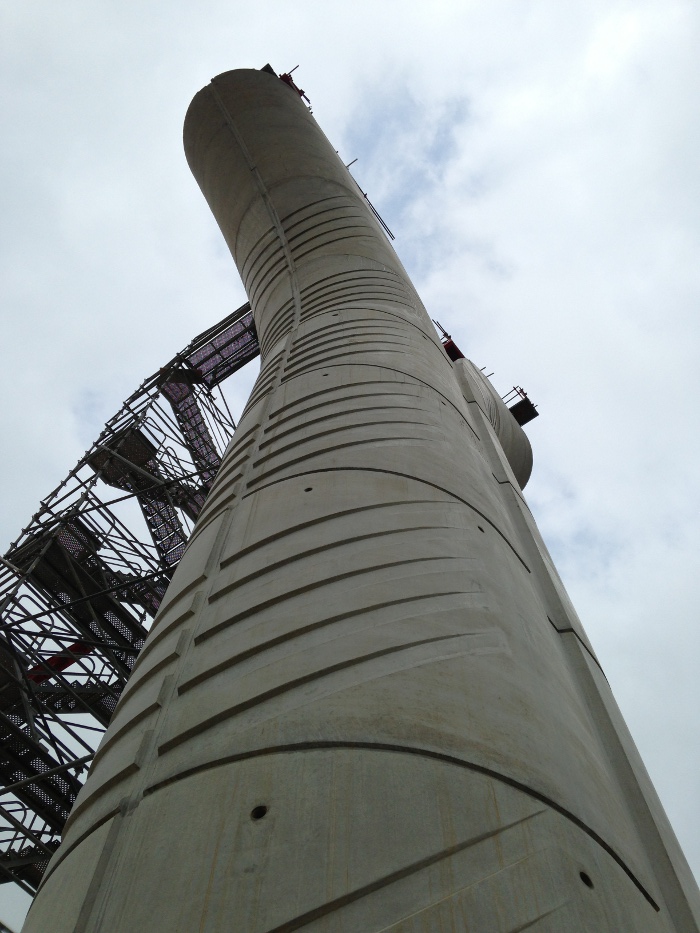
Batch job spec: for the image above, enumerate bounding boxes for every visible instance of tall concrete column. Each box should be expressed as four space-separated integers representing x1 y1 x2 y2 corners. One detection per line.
23 68 700 933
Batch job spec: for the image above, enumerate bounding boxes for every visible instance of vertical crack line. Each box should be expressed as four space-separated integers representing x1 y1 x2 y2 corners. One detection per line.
208 80 296 278
207 78 302 489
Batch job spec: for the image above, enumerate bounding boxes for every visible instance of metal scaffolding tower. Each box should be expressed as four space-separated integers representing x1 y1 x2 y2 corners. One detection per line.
0 303 260 893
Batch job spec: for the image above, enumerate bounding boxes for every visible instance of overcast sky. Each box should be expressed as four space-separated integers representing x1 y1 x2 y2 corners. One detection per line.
2 0 699 927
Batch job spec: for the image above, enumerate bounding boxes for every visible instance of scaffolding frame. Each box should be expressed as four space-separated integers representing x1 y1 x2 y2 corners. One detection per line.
0 303 259 893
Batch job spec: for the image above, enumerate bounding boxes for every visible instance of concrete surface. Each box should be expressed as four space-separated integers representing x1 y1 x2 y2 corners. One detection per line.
22 67 700 932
